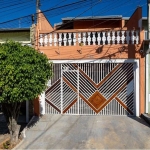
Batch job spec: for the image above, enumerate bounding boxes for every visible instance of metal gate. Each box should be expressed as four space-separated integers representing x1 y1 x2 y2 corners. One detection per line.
45 63 135 115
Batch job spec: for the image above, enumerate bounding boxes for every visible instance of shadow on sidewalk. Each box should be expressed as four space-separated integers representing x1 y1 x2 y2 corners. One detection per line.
128 116 150 128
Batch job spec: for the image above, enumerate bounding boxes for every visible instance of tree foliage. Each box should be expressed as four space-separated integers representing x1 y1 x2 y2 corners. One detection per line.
0 41 52 103
0 41 52 145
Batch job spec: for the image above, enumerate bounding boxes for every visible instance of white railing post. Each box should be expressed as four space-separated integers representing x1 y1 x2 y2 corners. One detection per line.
112 31 115 44
49 33 52 46
68 33 72 46
102 32 106 45
54 33 57 46
107 32 111 44
131 30 135 44
83 32 86 45
64 33 67 46
59 33 62 46
78 33 81 45
97 32 101 45
92 32 96 45
44 34 48 46
39 34 43 46
73 33 76 46
121 31 125 44
87 32 91 45
117 31 120 44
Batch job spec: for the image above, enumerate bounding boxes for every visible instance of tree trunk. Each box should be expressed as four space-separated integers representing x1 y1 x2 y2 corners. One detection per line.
2 102 21 146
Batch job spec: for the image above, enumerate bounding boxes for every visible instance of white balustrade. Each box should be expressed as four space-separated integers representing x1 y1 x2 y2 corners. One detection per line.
39 30 140 47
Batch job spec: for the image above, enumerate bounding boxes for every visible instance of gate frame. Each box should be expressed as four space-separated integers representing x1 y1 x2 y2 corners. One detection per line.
42 59 139 116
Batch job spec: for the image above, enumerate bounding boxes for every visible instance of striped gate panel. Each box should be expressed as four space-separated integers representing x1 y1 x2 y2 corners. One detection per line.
45 64 61 114
45 63 135 115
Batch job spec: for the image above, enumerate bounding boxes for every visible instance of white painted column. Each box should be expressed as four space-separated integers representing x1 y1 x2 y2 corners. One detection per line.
134 60 140 116
146 53 149 113
39 91 45 115
61 64 63 114
77 67 79 115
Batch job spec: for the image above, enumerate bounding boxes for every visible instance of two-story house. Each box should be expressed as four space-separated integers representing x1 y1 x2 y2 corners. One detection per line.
34 7 145 117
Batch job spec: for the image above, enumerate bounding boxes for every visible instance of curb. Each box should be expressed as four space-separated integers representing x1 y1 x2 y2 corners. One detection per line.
141 113 150 126
12 116 37 150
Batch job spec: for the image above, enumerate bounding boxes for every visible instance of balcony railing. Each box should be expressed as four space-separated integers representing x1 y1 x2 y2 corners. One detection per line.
39 30 140 47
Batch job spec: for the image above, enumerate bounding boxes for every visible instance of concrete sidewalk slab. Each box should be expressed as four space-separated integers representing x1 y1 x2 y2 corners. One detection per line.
16 115 150 149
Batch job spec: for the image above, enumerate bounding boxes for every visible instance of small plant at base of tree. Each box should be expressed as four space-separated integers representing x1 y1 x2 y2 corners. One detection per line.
0 41 53 146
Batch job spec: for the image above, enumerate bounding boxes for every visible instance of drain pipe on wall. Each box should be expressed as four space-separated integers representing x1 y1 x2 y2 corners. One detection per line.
146 0 150 113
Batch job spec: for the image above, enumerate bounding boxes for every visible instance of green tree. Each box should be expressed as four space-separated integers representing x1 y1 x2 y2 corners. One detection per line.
0 41 52 145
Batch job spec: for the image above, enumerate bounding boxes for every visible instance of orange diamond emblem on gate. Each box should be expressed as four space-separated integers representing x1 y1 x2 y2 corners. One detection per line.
88 91 106 109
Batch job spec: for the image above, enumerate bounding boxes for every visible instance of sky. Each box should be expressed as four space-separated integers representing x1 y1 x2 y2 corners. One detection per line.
0 0 147 28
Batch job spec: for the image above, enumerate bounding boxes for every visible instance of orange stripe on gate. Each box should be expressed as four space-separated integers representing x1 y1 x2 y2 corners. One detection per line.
63 98 77 113
45 99 61 113
115 97 133 115
98 76 134 113
73 63 123 89
63 77 77 92
45 79 60 94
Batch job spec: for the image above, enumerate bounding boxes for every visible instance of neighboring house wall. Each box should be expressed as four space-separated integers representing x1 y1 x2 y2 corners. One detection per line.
0 29 31 45
0 28 32 122
35 7 145 116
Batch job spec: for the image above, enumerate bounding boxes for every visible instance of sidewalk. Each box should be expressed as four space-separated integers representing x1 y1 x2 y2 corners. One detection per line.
17 115 150 149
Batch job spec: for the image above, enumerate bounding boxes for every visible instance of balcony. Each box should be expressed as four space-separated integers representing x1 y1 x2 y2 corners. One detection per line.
39 30 140 47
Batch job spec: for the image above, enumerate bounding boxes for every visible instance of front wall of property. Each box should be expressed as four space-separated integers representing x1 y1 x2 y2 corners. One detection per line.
34 7 145 116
